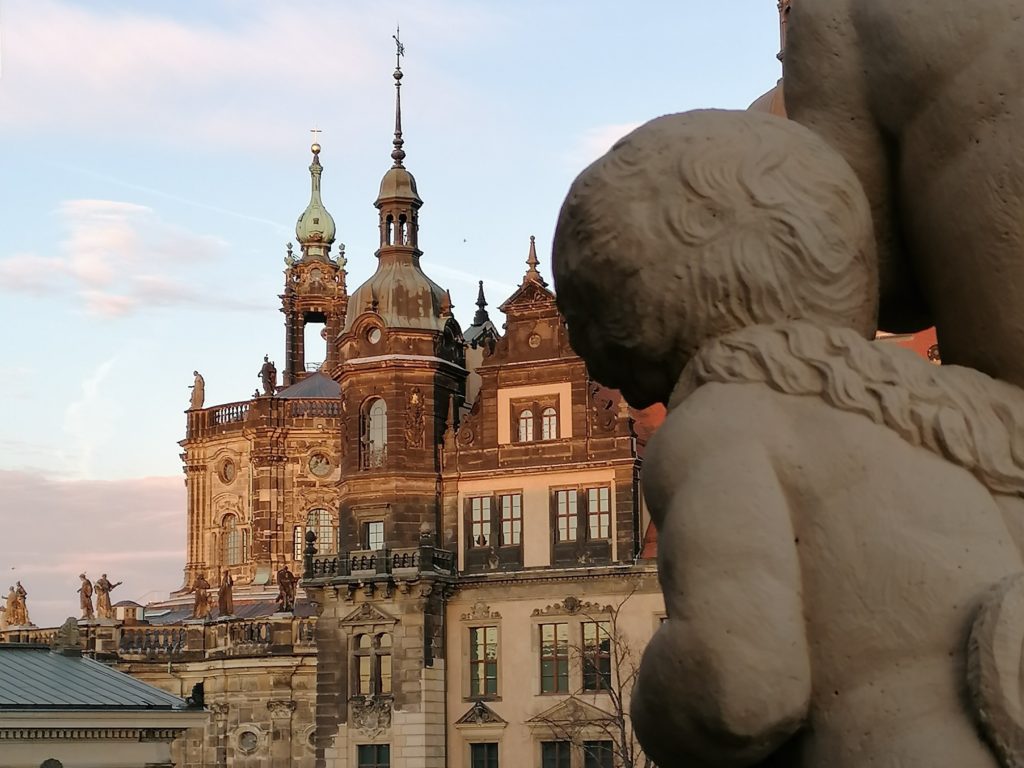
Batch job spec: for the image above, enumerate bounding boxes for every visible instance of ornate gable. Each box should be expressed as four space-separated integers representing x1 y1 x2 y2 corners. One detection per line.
340 602 397 626
455 701 507 728
531 595 612 617
497 278 556 315
527 697 613 727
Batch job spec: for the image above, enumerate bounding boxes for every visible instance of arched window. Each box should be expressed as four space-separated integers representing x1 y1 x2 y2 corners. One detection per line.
541 407 558 440
385 215 394 246
223 514 242 566
362 398 388 469
398 214 408 245
294 508 334 559
518 409 534 442
353 632 393 696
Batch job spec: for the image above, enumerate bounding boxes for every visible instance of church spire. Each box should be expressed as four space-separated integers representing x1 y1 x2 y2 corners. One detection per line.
295 139 337 262
473 281 490 326
523 235 548 287
391 26 406 168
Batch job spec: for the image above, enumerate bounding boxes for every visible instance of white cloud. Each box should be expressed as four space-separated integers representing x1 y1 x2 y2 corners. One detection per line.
0 0 503 150
0 197 242 315
62 357 117 479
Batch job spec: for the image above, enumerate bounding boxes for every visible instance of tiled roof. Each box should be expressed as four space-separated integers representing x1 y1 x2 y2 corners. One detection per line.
0 644 188 710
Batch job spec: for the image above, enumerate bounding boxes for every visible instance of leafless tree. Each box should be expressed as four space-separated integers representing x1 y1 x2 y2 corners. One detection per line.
536 586 654 768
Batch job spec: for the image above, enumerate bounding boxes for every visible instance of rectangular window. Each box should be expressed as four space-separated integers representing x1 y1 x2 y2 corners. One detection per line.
499 493 522 546
586 487 611 540
293 526 304 560
539 623 569 693
470 497 493 547
379 652 392 695
470 742 499 768
582 621 612 691
469 626 498 697
365 520 384 550
358 654 372 695
555 490 578 542
357 743 391 768
242 529 250 562
541 741 571 768
583 741 614 768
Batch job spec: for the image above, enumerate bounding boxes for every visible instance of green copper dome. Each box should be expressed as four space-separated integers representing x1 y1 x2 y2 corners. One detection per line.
295 143 336 261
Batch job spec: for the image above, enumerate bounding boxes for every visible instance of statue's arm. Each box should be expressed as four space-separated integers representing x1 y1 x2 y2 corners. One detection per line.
635 408 810 766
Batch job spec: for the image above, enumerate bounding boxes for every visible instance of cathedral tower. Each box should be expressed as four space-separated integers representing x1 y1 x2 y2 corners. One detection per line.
281 143 348 386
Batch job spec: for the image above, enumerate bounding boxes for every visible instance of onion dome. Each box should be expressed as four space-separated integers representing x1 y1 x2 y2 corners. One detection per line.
294 143 337 261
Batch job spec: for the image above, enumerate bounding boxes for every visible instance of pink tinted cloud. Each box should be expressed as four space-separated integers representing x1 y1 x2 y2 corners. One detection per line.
0 470 185 628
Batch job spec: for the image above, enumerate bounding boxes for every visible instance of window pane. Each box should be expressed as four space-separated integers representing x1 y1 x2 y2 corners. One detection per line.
471 497 492 547
469 626 498 696
587 486 611 540
541 407 558 440
518 410 534 442
379 651 392 694
357 744 391 768
499 494 522 546
224 515 242 565
293 525 304 559
542 741 571 768
556 491 578 542
366 521 384 550
358 655 372 695
539 623 569 693
471 743 499 768
583 621 612 691
584 741 614 768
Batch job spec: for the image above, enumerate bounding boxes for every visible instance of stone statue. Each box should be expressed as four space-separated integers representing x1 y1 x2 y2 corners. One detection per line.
191 573 211 620
189 370 205 410
553 109 1024 768
784 1 1024 389
259 355 277 396
77 574 94 621
276 564 297 613
5 584 26 626
218 570 234 617
14 581 28 626
94 573 122 620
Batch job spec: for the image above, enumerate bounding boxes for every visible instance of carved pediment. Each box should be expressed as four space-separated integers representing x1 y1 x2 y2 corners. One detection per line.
213 493 243 519
527 697 614 727
340 602 397 626
531 595 612 617
460 600 501 621
455 701 507 727
499 280 556 313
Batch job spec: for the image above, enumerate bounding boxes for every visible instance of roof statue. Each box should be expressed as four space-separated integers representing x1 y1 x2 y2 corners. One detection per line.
94 573 122 620
553 104 1024 768
77 574 94 621
189 370 204 410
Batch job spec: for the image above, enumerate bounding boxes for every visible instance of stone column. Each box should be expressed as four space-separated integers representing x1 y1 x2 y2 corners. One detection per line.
184 460 207 585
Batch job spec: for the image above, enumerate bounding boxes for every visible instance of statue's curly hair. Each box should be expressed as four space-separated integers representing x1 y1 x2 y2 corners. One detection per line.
553 109 878 406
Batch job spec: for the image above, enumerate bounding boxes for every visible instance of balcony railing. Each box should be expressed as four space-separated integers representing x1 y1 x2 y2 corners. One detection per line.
186 397 341 440
305 544 456 581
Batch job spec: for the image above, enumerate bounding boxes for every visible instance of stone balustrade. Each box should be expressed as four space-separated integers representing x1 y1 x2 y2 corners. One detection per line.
304 541 456 582
185 397 341 439
1 615 316 662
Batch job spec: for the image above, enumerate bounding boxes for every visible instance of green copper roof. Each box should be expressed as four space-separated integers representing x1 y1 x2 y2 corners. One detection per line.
295 143 337 260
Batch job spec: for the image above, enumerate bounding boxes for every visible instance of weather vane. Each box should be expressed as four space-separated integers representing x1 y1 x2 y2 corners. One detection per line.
393 25 405 67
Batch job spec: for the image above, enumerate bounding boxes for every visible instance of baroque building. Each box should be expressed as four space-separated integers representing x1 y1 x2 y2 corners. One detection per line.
0 51 663 768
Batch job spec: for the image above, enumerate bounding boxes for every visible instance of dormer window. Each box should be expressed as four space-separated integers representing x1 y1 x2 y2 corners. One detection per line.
511 396 560 443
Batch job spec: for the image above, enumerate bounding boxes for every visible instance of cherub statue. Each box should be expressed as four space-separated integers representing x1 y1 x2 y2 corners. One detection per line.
784 0 1024 389
553 109 1024 768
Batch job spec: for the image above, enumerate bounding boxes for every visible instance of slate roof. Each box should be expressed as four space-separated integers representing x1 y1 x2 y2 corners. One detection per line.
0 644 189 710
275 372 340 399
145 599 316 625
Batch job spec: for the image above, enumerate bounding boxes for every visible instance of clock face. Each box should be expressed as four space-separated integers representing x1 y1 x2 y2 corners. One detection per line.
528 333 542 348
367 327 382 344
220 459 236 483
309 453 331 477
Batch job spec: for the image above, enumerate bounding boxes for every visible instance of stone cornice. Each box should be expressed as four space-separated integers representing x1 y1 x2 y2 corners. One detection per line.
0 727 188 740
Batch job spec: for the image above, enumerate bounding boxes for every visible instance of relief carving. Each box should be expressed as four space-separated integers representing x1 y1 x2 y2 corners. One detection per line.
405 387 425 449
351 697 392 738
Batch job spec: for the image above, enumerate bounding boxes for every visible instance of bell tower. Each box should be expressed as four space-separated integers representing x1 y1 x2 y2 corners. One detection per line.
281 141 348 386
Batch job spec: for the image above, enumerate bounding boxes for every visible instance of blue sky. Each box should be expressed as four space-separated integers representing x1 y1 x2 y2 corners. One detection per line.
0 1 780 625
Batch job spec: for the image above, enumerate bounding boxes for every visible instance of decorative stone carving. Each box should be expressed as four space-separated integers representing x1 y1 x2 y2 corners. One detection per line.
405 387 425 448
340 602 395 626
552 106 1024 768
455 701 507 726
189 370 205 410
460 601 501 621
531 596 609 618
351 697 392 738
267 699 297 718
50 617 80 654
